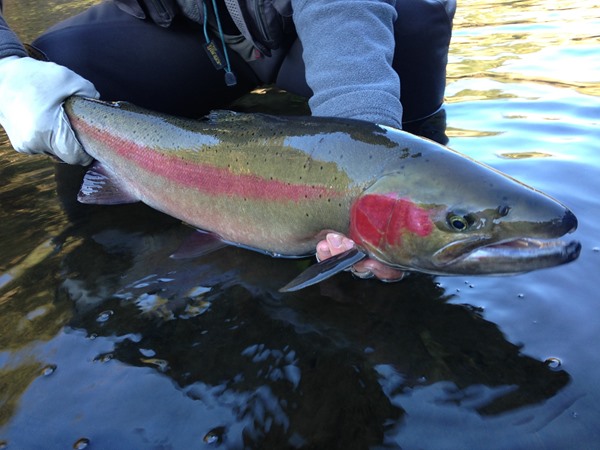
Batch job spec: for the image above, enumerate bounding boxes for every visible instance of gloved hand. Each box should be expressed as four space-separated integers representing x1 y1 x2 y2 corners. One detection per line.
0 56 100 165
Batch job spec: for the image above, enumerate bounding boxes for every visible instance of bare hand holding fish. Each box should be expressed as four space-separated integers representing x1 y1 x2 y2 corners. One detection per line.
316 233 406 281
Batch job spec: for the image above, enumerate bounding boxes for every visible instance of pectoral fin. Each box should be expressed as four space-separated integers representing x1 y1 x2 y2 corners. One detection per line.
78 162 139 205
279 248 367 292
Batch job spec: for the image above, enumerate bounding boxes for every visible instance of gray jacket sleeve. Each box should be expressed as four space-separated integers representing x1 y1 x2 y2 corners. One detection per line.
0 1 28 59
292 0 402 129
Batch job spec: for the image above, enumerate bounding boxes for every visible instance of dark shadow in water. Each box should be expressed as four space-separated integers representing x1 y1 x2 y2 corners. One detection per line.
36 164 571 448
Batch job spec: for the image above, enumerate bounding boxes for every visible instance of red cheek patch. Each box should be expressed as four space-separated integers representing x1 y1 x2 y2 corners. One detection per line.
349 193 433 249
349 193 394 248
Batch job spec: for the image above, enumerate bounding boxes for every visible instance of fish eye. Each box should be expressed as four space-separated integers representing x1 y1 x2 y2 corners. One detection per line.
498 205 511 217
447 214 470 231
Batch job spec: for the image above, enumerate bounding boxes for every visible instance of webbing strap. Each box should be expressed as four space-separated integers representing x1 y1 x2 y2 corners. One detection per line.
222 0 255 46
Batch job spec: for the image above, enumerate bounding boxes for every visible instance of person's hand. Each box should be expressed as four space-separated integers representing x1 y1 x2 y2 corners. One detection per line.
316 232 406 282
0 56 99 165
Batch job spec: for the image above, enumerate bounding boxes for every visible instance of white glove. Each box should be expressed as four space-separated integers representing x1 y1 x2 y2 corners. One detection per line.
0 56 100 165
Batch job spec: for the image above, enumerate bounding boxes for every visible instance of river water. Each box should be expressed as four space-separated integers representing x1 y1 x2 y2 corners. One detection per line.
1 1 599 449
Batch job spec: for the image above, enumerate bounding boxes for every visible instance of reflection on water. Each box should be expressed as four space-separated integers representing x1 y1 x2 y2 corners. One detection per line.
1 0 101 43
1 0 600 448
449 0 600 97
0 201 574 447
497 151 552 159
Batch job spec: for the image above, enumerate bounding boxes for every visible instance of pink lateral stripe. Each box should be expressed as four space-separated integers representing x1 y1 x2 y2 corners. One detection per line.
74 116 340 202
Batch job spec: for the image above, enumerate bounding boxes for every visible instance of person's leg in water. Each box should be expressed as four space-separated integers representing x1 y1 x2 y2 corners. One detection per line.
31 1 258 117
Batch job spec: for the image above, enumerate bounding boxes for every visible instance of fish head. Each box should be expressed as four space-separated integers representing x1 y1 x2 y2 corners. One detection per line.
348 140 580 276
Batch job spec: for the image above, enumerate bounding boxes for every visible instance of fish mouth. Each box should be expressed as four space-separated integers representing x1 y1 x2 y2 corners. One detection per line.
431 238 581 275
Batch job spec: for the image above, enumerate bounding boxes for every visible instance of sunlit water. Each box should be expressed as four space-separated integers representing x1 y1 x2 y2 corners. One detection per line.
1 1 599 448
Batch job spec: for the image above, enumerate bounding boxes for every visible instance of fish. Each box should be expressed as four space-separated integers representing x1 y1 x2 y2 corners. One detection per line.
64 96 580 291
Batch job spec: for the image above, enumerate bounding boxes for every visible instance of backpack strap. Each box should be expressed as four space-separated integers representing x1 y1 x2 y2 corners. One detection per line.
222 0 269 55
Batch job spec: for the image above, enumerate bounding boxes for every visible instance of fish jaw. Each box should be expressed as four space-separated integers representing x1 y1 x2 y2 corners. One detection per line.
430 238 581 275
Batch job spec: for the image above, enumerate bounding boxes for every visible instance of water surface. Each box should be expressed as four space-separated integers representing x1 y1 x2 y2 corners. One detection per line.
1 0 599 448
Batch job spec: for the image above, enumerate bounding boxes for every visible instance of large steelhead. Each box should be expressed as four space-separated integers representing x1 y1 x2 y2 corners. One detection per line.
64 97 580 288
